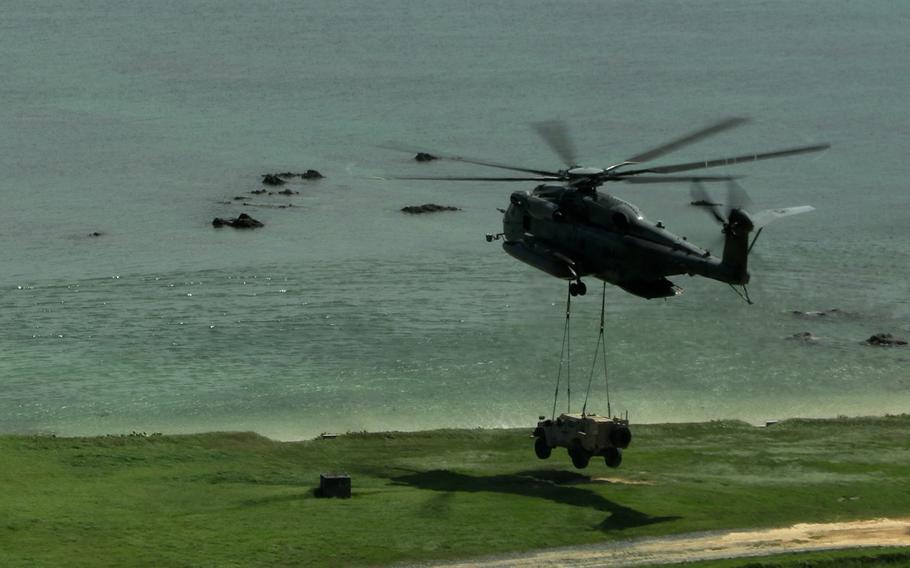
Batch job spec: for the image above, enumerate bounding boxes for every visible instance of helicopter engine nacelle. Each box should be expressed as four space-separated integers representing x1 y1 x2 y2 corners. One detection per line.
510 191 562 221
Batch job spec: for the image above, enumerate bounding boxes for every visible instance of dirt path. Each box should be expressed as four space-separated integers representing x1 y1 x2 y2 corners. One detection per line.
432 517 910 567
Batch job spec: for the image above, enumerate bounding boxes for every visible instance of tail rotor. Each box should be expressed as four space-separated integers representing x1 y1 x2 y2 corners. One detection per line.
689 181 815 302
690 180 753 233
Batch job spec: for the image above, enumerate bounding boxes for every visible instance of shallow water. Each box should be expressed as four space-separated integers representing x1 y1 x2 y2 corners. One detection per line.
1 1 908 439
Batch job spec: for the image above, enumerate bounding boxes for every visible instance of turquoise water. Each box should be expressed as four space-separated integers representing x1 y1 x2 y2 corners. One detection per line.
1 1 908 439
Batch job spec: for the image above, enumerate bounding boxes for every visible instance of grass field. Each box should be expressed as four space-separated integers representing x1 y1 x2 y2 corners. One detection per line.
2 415 909 566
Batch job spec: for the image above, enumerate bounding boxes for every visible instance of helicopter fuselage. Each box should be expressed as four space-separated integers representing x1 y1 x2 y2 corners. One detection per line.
389 116 825 300
501 185 750 299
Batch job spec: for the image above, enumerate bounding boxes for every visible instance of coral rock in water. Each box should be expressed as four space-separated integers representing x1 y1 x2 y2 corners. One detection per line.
864 333 908 346
401 204 460 214
212 213 264 229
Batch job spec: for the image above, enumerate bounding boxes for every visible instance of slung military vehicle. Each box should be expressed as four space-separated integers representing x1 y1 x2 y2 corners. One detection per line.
534 413 631 469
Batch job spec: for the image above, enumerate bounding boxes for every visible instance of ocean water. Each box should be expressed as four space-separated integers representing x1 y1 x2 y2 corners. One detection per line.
1 0 908 439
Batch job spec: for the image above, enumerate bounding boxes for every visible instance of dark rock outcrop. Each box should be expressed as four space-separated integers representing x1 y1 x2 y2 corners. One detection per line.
401 204 461 214
265 170 324 180
277 188 299 195
415 152 438 162
251 189 268 195
864 333 908 346
212 213 264 229
261 174 286 186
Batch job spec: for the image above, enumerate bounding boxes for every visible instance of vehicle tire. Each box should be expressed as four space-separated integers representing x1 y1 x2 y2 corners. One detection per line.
569 442 591 469
604 447 622 468
609 426 632 449
534 437 551 459
569 282 579 297
577 281 587 296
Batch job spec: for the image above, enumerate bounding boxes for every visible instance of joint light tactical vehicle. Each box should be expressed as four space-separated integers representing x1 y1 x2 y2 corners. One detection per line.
534 413 632 469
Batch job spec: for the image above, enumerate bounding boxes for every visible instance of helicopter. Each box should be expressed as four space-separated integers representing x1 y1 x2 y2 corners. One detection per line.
388 118 829 302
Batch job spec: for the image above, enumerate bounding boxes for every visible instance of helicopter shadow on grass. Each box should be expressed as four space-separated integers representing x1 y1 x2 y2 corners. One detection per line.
388 468 679 532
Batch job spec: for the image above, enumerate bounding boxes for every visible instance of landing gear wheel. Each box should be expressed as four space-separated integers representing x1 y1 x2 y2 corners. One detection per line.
569 281 587 297
569 442 591 469
604 447 622 468
534 437 551 460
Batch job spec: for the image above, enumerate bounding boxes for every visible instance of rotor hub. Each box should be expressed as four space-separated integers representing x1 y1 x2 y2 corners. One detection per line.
565 167 605 178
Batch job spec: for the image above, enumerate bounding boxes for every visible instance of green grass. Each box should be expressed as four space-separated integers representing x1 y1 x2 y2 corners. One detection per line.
2 416 909 567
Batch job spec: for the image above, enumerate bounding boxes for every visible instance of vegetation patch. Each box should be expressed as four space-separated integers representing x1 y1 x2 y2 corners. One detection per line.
1 416 908 567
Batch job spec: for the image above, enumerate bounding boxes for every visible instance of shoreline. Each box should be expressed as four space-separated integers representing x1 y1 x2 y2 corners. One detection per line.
7 411 907 442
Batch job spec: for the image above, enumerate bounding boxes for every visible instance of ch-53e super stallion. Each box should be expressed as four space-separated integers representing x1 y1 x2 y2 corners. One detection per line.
389 118 828 303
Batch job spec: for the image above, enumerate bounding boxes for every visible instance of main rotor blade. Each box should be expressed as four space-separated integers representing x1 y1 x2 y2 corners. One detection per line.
623 117 749 164
617 175 740 184
531 120 578 168
388 175 562 182
379 143 561 177
621 143 831 176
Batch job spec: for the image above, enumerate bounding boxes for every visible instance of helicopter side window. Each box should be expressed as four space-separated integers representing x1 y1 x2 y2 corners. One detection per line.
611 212 630 232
